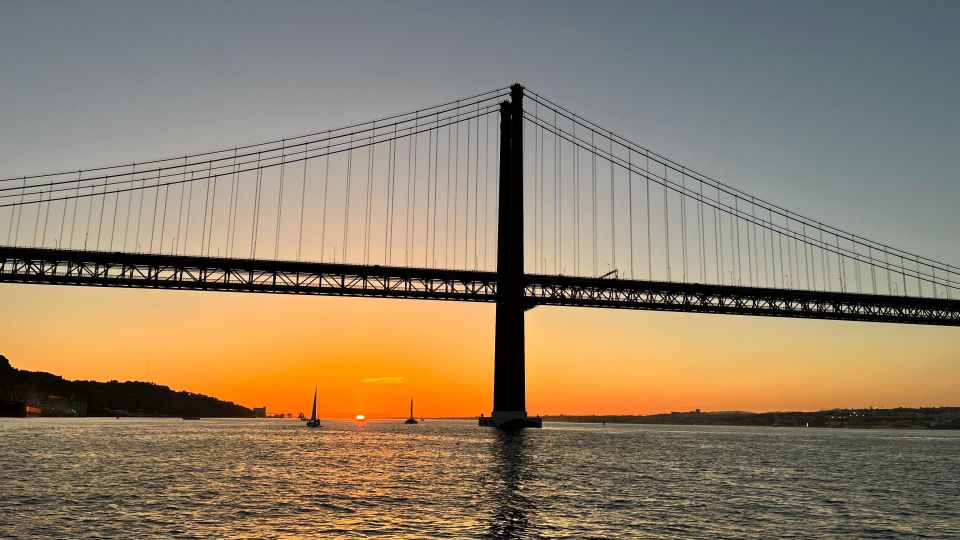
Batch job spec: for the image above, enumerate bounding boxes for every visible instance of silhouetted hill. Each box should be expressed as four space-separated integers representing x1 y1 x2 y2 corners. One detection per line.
0 355 252 418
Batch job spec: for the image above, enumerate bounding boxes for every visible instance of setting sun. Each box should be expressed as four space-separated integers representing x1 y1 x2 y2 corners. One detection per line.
355 414 366 422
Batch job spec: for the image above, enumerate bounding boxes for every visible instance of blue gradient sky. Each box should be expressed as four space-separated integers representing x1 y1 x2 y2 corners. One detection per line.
2 0 958 261
1 1 958 415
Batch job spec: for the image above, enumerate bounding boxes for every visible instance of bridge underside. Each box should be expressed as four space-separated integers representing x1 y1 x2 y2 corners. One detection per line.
2 246 959 326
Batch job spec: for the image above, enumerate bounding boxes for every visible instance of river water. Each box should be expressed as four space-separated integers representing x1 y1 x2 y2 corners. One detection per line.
1 419 958 538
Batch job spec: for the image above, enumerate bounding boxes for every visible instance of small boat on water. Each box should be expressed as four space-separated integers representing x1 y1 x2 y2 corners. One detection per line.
306 387 321 428
404 397 419 425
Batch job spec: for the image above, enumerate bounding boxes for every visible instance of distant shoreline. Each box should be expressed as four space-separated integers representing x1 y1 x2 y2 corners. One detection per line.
537 408 960 430
6 414 960 430
5 353 957 428
430 408 960 430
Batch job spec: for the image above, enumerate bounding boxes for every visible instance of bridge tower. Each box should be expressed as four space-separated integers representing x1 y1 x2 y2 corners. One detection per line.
482 84 542 429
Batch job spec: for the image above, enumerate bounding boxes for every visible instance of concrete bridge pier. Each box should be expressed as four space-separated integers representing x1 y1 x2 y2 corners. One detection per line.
480 84 542 429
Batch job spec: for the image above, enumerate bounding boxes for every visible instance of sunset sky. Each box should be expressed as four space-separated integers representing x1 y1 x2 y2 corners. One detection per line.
2 1 959 417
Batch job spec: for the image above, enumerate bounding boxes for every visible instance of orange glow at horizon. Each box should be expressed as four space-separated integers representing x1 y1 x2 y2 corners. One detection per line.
2 283 959 418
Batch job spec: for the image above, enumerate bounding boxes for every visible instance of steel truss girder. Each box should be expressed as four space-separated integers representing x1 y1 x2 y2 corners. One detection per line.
526 275 960 326
0 247 497 302
1 246 959 326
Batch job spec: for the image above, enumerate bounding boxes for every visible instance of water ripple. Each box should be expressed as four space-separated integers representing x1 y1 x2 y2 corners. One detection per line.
0 419 958 538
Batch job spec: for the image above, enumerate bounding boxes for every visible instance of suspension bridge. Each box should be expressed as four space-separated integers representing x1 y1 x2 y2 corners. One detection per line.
2 84 958 427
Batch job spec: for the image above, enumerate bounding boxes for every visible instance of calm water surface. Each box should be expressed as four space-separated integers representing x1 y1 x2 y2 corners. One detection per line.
1 419 958 538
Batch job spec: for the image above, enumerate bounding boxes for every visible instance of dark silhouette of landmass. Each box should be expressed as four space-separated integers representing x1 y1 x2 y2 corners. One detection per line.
0 355 252 418
545 408 960 429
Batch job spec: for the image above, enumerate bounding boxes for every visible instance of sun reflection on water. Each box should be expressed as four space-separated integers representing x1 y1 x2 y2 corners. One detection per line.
2 419 959 538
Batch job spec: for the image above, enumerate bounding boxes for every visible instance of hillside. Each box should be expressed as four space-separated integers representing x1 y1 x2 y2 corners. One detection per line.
0 355 253 418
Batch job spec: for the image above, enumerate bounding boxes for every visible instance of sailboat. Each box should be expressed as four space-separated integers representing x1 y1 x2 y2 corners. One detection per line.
404 397 419 425
305 387 321 427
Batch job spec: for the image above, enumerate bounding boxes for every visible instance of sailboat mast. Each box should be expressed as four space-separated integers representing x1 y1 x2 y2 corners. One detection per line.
409 397 413 419
311 387 318 421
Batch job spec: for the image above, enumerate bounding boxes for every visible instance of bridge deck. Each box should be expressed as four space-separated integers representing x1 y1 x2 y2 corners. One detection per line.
1 246 958 326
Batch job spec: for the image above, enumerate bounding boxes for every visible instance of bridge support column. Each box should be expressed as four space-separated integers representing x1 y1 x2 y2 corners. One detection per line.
481 84 541 429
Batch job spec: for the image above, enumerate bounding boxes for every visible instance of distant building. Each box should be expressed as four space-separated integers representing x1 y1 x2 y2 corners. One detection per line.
42 394 88 417
252 407 267 418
